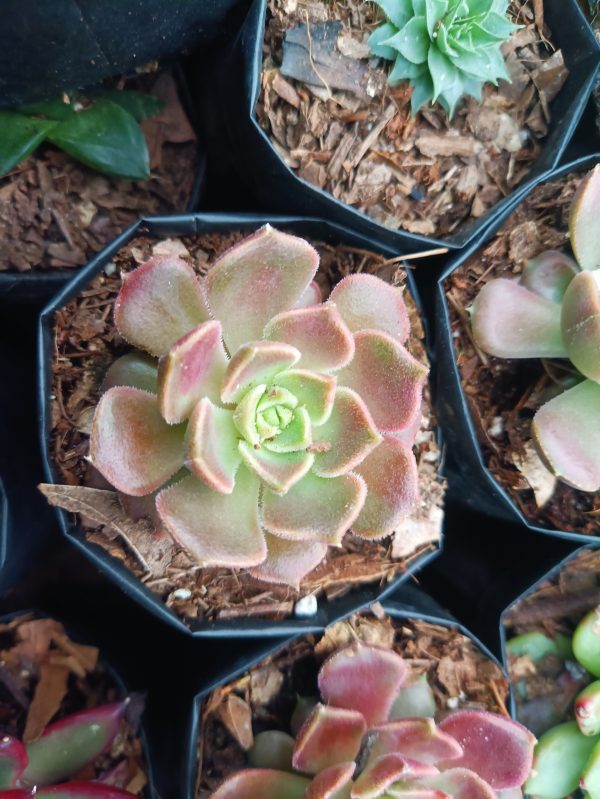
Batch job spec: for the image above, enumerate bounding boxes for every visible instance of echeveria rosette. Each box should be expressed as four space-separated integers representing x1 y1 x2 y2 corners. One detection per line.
470 164 600 494
89 226 428 588
368 0 518 116
0 701 138 798
209 643 536 799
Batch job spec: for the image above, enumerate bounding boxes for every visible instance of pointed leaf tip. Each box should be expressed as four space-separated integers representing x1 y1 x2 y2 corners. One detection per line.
114 256 208 356
438 710 536 789
206 225 319 353
318 644 407 725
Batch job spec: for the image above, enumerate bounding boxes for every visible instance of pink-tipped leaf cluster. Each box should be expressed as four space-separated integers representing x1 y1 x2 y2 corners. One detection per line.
209 643 536 799
90 226 428 587
471 165 600 492
0 701 137 799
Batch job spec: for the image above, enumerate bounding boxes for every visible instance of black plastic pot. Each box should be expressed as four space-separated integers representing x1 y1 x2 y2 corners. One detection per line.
38 212 443 638
0 0 248 109
0 608 157 798
0 66 206 305
198 0 600 253
499 542 600 720
433 153 600 544
183 590 507 799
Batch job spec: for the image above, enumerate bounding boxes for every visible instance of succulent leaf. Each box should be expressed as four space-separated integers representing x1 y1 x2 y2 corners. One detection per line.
573 608 600 678
262 471 366 545
524 722 599 799
205 225 319 353
249 532 328 588
102 352 158 393
412 769 496 799
531 380 600 492
330 274 410 342
370 0 517 115
294 281 322 309
337 332 428 433
312 388 382 478
264 305 355 372
520 251 579 304
352 436 419 540
156 469 266 567
575 681 600 737
248 731 296 771
470 279 566 359
157 321 228 424
390 674 437 720
306 763 356 799
185 399 242 494
21 702 127 788
210 770 310 799
35 785 137 799
221 341 300 404
90 388 186 496
369 719 463 764
437 710 536 789
580 737 600 798
274 370 337 426
506 632 571 662
238 443 314 494
351 755 438 799
293 704 366 775
560 270 600 383
0 737 27 790
569 164 600 271
318 644 407 725
114 256 209 356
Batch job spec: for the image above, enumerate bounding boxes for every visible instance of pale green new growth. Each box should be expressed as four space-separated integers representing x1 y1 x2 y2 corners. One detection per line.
368 0 518 116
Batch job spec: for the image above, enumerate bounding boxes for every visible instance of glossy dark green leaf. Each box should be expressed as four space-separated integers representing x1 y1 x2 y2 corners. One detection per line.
47 100 150 180
94 90 165 121
19 97 75 121
0 112 57 176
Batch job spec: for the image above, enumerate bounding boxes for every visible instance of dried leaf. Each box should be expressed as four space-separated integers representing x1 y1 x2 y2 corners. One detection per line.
250 667 285 709
38 484 175 577
216 695 254 750
512 441 557 508
23 661 69 742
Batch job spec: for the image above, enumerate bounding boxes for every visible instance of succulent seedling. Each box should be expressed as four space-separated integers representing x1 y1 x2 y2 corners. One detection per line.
509 605 600 798
209 643 535 799
0 701 137 798
368 0 518 116
471 165 600 493
89 226 428 587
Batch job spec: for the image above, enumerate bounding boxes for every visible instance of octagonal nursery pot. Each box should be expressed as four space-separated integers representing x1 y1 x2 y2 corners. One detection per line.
185 591 520 799
0 609 155 799
38 212 445 638
500 544 600 793
434 153 600 544
199 0 600 254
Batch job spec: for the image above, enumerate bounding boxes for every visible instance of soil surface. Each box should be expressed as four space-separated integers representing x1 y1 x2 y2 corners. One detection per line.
0 613 147 793
0 69 198 272
257 0 567 238
445 168 600 536
197 609 510 798
47 228 445 625
504 547 600 767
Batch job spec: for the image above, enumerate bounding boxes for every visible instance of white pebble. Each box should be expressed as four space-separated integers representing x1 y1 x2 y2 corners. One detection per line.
171 588 192 601
104 262 117 276
294 594 318 617
488 416 504 438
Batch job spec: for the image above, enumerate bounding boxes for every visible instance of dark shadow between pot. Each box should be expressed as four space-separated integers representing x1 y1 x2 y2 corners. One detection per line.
182 589 506 799
433 153 600 544
0 65 207 306
38 212 443 638
196 0 600 254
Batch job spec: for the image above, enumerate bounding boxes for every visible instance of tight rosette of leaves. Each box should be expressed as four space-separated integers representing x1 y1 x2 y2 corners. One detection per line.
368 0 518 116
471 165 600 493
210 643 536 799
89 226 428 588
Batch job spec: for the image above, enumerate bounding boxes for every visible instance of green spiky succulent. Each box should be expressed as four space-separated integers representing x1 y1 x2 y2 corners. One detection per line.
368 0 518 116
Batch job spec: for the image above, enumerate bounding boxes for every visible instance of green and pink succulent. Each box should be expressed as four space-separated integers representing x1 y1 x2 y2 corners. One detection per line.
210 643 536 799
509 605 600 799
0 701 137 799
470 165 600 493
89 226 428 587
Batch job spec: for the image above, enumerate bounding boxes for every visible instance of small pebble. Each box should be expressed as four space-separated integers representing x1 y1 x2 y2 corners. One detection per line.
104 262 117 276
294 594 318 617
171 588 192 601
488 416 504 438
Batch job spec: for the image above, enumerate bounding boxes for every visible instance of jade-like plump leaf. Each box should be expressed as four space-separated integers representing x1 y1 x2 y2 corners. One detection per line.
210 770 310 799
575 680 600 737
0 736 27 789
506 631 572 662
581 737 600 799
573 608 600 678
305 762 355 799
248 731 295 770
352 754 437 799
389 674 436 720
561 270 600 383
524 722 599 799
292 704 366 775
36 784 138 799
521 250 579 304
369 718 463 764
369 0 518 116
569 164 600 271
